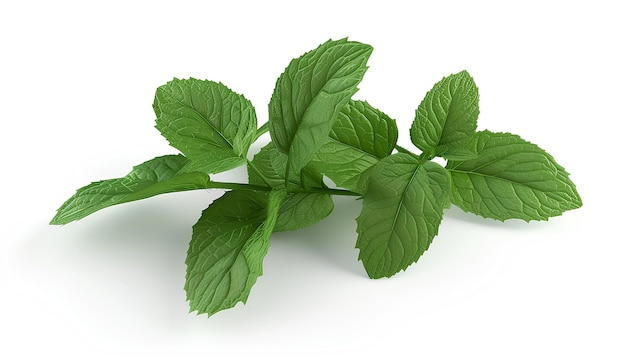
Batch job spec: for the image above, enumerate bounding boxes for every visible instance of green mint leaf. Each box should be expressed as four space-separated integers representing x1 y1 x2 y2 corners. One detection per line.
185 189 286 317
330 100 398 158
50 155 209 225
247 142 284 188
309 100 398 193
248 142 324 189
446 130 583 221
356 154 451 278
411 70 479 159
268 38 373 181
154 78 257 174
273 192 334 232
248 143 334 231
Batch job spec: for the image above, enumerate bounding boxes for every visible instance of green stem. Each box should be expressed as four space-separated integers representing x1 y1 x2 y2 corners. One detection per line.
205 181 272 192
254 122 270 141
284 160 291 189
246 159 274 187
292 187 360 197
417 151 435 164
394 144 421 160
205 180 360 197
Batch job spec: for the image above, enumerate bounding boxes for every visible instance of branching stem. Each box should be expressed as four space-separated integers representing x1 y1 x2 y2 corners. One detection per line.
205 180 360 197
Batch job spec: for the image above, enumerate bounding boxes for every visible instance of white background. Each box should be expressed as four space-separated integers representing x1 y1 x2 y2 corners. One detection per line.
2 1 624 357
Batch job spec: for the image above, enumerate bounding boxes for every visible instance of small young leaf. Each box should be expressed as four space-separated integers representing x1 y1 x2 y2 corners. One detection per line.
411 70 479 159
51 155 209 225
356 154 451 279
446 130 582 221
185 189 286 317
268 38 373 181
248 143 334 231
309 100 398 193
154 78 257 174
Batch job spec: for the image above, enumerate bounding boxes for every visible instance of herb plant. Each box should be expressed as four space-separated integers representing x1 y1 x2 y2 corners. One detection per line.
51 38 582 317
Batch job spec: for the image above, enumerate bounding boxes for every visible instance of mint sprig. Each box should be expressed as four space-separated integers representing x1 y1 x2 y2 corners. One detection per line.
51 38 582 317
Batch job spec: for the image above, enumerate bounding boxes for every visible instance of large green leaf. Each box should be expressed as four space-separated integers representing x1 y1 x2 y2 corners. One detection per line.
185 189 286 317
309 100 398 193
411 70 479 160
51 155 210 225
356 154 451 279
154 78 257 174
268 38 373 182
248 143 334 231
446 130 582 221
